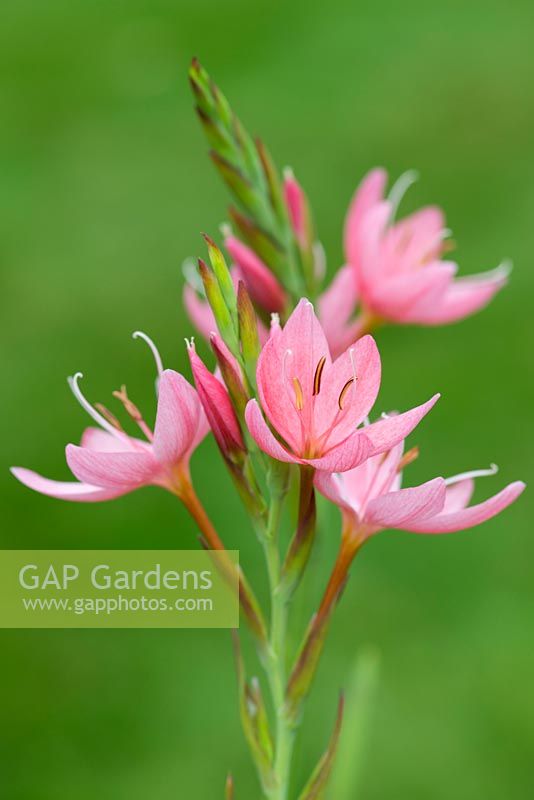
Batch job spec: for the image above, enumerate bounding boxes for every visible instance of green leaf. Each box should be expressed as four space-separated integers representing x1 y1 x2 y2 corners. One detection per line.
198 258 239 357
203 233 237 321
297 695 345 800
232 633 276 794
237 281 261 384
330 648 381 799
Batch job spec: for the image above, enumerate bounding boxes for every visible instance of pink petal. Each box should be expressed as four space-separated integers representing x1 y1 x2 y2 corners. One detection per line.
225 235 286 312
344 168 388 265
314 471 356 515
305 430 372 472
152 370 204 466
10 467 130 503
256 299 331 452
343 441 405 508
318 264 360 358
245 400 299 464
11 467 129 503
386 206 445 269
284 171 307 244
368 262 457 323
408 266 509 325
66 444 158 489
189 346 244 457
400 481 525 534
364 394 440 456
183 284 216 341
80 427 141 452
353 201 391 296
365 478 446 528
313 335 381 449
442 479 475 512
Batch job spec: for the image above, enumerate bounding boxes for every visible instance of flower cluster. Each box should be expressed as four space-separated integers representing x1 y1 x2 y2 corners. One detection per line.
11 60 525 800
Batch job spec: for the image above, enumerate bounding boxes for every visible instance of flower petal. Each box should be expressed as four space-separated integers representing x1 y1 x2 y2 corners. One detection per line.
152 370 203 466
10 467 131 502
364 394 440 456
401 481 525 534
183 284 216 340
225 235 286 312
245 400 299 464
189 345 245 457
314 335 381 448
80 427 141 452
409 265 509 325
305 430 372 472
256 299 331 452
442 479 475 512
344 168 388 265
314 471 357 515
369 262 457 323
66 444 158 489
318 264 359 358
365 477 446 528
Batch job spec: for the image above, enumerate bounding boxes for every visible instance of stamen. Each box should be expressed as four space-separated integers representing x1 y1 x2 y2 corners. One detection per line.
112 385 142 422
68 373 125 440
132 331 164 378
270 313 281 335
338 378 355 410
397 446 420 472
113 385 154 442
444 463 498 486
313 356 326 396
388 169 419 223
292 378 304 411
94 403 125 432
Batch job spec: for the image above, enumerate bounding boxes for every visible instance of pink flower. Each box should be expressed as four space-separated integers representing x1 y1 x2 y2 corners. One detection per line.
11 334 209 503
344 168 509 325
315 442 525 538
245 299 438 471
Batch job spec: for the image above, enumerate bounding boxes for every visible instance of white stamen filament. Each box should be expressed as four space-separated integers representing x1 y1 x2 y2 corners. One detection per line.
132 331 164 378
67 372 125 440
388 170 419 223
444 463 498 486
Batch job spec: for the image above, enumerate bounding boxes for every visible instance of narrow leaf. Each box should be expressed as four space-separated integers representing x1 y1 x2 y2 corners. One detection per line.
297 695 345 800
232 633 276 793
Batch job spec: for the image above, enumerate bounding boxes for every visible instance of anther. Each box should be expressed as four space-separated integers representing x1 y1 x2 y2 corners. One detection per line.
292 378 304 411
397 446 420 472
338 378 355 410
313 356 326 396
94 403 125 432
112 386 142 422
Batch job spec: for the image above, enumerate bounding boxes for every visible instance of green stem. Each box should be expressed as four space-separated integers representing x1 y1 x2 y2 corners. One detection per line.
262 494 294 800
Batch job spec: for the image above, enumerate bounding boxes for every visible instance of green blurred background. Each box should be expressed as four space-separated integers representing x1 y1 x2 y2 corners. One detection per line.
2 1 533 797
